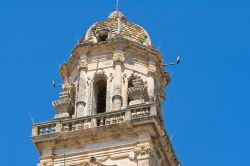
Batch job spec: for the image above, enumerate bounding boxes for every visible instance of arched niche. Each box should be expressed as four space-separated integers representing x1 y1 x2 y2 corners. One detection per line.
69 85 76 116
92 73 108 115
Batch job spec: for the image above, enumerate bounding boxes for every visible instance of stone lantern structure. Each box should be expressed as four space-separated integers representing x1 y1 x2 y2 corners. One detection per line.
31 11 181 166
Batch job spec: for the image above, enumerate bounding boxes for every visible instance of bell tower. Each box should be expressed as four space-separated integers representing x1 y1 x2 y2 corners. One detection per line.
32 11 181 166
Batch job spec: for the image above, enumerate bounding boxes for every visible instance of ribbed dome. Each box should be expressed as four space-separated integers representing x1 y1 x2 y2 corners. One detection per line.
84 11 152 47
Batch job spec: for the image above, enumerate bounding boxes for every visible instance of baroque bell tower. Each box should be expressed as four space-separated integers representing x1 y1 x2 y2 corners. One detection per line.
32 11 181 166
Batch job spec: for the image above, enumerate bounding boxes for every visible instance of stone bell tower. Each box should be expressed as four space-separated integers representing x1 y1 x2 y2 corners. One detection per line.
32 11 181 166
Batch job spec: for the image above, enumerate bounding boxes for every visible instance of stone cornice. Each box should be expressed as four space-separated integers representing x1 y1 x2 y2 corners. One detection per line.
59 37 166 81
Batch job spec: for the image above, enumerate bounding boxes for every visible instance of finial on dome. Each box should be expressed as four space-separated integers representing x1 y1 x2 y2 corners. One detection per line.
108 11 126 21
116 0 119 11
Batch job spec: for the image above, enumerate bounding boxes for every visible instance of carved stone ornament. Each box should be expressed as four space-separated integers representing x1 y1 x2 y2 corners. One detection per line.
122 73 127 83
148 64 156 74
129 145 151 160
41 162 53 166
134 145 151 156
52 91 74 117
78 59 88 70
109 73 114 82
131 71 140 78
127 77 149 105
52 98 74 116
112 95 123 102
62 81 71 91
113 50 125 63
82 157 117 166
96 68 105 75
86 77 92 86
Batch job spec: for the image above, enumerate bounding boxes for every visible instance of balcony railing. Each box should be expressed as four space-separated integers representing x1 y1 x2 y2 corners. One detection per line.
32 103 157 137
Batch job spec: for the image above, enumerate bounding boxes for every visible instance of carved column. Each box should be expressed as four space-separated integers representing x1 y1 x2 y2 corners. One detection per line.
75 56 88 117
107 73 113 112
122 74 128 109
112 50 125 111
32 126 38 136
147 61 156 102
86 76 92 115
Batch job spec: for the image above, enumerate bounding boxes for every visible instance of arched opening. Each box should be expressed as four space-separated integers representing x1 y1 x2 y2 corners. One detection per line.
93 78 107 114
127 79 133 105
98 33 108 42
69 86 76 117
97 32 108 42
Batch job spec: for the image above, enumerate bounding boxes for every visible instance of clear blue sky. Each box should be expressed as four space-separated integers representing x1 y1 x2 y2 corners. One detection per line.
0 0 249 165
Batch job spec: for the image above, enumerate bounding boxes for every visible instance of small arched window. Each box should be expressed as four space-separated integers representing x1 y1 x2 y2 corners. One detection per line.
96 29 109 42
98 33 108 42
127 79 133 105
93 77 107 114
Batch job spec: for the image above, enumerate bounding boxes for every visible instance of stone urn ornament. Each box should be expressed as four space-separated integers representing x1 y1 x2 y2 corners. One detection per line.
127 77 149 105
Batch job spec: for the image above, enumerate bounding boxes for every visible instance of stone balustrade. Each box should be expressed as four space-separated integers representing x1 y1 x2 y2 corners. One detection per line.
32 104 155 137
131 106 150 120
32 122 57 136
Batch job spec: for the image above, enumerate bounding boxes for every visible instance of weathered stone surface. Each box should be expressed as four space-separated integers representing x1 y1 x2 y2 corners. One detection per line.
32 10 180 166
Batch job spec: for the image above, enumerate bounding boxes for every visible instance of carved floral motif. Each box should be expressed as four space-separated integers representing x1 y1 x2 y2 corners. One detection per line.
78 59 88 70
113 51 125 63
129 145 152 160
134 145 151 155
127 77 149 104
148 64 156 74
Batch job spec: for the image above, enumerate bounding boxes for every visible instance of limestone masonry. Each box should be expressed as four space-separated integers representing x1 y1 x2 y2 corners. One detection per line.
31 11 181 166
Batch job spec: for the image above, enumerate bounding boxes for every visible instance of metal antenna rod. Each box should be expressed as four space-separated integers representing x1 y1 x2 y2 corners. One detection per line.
163 56 181 67
116 0 119 11
29 113 35 124
52 80 62 88
170 129 176 141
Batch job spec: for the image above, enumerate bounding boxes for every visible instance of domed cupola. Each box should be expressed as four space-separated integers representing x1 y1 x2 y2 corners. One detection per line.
83 11 152 47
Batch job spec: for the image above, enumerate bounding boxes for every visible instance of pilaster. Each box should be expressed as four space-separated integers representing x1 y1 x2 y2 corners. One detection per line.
112 50 125 110
75 55 88 117
147 59 157 102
